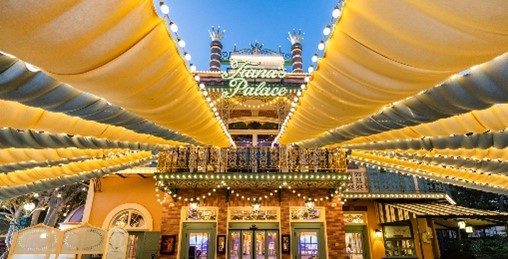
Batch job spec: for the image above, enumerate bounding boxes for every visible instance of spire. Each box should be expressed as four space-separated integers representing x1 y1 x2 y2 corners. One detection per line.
209 26 225 42
209 26 224 71
288 29 304 45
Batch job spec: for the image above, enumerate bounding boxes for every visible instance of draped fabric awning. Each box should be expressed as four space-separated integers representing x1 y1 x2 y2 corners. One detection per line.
0 0 229 147
0 0 508 198
279 0 508 144
377 202 508 224
351 150 508 194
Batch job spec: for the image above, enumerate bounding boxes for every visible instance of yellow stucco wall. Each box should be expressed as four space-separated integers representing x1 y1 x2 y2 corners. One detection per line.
87 175 162 230
344 200 440 259
412 218 435 259
344 200 386 259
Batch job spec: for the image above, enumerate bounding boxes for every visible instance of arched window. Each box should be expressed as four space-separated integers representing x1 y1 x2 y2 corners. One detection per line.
111 209 146 229
103 203 153 231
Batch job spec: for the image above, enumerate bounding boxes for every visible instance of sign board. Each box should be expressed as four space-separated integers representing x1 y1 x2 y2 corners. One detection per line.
221 60 289 98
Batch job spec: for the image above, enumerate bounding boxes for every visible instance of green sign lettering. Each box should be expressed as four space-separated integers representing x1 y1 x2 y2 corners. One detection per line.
221 60 288 98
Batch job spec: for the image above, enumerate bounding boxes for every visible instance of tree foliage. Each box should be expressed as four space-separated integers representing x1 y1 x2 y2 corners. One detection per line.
0 182 89 258
449 186 507 212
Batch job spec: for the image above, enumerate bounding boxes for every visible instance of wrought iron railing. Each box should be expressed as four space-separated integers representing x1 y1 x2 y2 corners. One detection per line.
157 147 347 173
346 166 447 194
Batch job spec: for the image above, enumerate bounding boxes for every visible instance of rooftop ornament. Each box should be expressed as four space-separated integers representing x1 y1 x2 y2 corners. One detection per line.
288 30 304 45
209 26 225 42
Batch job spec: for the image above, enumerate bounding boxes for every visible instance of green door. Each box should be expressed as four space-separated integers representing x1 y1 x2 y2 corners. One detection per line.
228 223 280 259
345 225 370 259
181 222 217 259
292 223 326 259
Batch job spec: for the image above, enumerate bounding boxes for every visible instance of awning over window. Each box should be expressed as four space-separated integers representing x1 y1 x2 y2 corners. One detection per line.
376 202 508 224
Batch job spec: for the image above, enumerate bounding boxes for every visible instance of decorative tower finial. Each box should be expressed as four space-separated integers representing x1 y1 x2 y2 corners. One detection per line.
209 26 225 42
288 29 304 73
288 29 304 45
209 26 225 71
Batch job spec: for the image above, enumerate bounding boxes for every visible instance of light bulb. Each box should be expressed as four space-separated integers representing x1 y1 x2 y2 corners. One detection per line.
194 75 200 81
160 4 169 15
178 39 186 48
318 41 325 51
169 22 178 32
184 52 191 61
323 25 331 36
312 54 318 63
190 64 196 72
308 66 314 73
332 8 341 18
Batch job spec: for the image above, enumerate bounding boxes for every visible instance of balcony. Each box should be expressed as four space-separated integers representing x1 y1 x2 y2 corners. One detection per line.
157 147 347 173
156 147 350 189
347 166 448 194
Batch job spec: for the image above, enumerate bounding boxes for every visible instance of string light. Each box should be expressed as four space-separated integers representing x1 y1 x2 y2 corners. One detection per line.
318 41 325 51
154 173 348 205
177 38 186 48
311 54 319 63
272 2 346 146
169 22 178 32
159 3 169 15
156 3 235 147
228 96 291 109
323 25 331 36
349 155 506 194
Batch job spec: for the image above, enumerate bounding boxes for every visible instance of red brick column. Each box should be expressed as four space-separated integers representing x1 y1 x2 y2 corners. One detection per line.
160 196 183 259
325 196 347 258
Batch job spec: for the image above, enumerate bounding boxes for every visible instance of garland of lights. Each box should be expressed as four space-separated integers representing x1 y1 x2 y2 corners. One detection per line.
157 1 235 146
349 155 508 195
229 96 291 109
155 177 349 206
273 1 345 146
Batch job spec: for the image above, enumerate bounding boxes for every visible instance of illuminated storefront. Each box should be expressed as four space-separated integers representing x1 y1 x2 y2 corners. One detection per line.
1 1 508 259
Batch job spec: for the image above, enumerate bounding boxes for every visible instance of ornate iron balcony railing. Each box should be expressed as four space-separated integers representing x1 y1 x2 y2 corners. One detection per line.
158 147 348 173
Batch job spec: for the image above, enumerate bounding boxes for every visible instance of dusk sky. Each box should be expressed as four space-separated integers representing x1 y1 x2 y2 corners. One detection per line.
164 0 339 71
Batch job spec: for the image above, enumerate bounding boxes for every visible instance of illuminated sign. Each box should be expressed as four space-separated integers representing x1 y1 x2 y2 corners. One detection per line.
221 61 288 98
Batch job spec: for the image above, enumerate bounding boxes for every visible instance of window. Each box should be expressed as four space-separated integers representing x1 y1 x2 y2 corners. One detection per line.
110 209 146 230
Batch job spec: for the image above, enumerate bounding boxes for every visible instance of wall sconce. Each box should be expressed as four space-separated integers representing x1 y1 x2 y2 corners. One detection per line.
189 198 199 212
465 226 474 234
252 199 261 213
374 229 382 238
305 197 315 211
458 220 466 229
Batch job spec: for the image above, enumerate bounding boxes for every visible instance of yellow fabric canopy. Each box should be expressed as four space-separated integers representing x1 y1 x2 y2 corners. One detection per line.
279 0 508 144
0 100 179 146
0 151 152 187
351 150 508 191
0 0 229 146
341 104 508 146
398 148 508 163
0 148 125 165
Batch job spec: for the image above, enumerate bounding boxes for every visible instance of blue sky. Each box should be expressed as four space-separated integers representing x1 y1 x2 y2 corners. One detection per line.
164 0 339 71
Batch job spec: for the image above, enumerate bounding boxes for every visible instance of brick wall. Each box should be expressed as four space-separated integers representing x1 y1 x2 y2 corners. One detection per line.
325 197 346 258
160 188 346 259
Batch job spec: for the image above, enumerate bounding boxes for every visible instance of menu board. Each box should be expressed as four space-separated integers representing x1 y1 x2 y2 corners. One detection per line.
383 226 412 238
